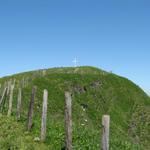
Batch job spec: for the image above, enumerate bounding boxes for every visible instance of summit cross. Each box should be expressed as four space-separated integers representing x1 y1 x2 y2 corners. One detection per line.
72 58 79 67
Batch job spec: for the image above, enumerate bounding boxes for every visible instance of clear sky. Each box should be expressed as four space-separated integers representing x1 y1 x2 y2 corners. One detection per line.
0 0 150 94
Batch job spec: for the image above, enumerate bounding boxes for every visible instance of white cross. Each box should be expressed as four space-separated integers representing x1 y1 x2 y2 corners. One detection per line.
72 57 79 67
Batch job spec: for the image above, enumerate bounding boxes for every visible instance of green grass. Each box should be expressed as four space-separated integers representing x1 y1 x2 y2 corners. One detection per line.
0 66 149 150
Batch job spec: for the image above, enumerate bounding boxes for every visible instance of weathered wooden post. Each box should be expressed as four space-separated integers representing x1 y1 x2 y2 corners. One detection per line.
21 77 25 88
41 89 48 141
25 77 29 87
17 87 22 120
27 86 36 131
0 87 7 107
6 80 11 96
0 84 1 97
7 84 15 117
42 70 46 76
102 115 110 150
65 92 72 150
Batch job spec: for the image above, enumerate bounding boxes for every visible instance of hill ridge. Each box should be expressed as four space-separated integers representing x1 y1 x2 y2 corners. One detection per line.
0 66 149 150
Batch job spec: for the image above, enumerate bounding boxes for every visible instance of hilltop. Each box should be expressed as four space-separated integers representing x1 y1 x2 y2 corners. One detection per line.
0 66 149 150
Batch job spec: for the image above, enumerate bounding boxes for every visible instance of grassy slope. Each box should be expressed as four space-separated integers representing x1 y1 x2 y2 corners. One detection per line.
0 66 149 150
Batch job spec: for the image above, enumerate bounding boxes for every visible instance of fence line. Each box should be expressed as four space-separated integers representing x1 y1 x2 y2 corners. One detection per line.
0 83 111 149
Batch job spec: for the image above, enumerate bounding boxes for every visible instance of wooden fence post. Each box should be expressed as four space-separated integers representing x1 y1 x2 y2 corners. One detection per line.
0 84 1 97
17 88 22 120
42 70 46 76
6 80 11 96
7 84 15 117
41 89 48 141
21 77 25 88
65 92 72 150
102 115 110 150
0 87 7 107
27 86 36 131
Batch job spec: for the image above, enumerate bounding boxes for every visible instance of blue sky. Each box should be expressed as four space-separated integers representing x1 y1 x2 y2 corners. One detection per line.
0 0 150 94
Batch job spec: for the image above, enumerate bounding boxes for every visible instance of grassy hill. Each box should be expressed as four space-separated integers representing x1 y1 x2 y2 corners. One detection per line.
0 66 149 150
